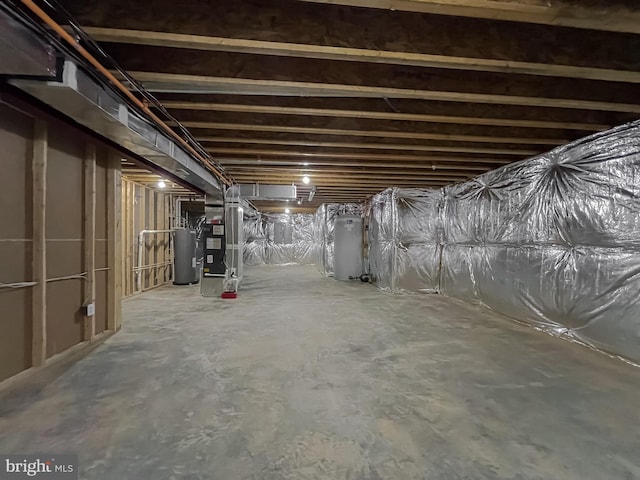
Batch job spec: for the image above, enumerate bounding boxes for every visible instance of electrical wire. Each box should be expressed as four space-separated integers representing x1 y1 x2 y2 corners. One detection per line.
46 273 87 282
0 271 88 289
0 282 38 289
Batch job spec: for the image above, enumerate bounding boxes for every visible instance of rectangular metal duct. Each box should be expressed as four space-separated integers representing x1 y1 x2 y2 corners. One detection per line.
11 60 223 199
0 9 57 77
236 183 297 201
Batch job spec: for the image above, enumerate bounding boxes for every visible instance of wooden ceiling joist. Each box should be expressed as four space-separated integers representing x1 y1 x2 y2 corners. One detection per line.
228 172 468 181
130 72 640 114
219 159 492 170
181 122 566 146
164 103 609 132
210 146 534 159
200 138 546 153
229 175 455 184
85 28 640 84
66 0 640 204
224 166 477 175
296 0 640 35
230 172 449 181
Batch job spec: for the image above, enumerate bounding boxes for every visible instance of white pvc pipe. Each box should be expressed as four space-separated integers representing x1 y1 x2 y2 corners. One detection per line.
174 197 205 229
137 230 174 293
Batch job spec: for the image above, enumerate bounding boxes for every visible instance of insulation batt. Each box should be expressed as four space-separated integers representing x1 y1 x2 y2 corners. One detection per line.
243 204 363 273
368 121 640 364
243 213 315 266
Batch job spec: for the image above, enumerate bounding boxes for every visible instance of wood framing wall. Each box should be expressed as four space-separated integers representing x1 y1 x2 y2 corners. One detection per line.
120 178 174 297
0 100 122 383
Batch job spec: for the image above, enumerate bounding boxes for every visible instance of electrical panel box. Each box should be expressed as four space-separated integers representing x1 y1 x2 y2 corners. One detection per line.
202 221 226 278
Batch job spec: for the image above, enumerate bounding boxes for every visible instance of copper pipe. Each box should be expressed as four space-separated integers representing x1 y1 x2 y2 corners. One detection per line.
19 0 231 186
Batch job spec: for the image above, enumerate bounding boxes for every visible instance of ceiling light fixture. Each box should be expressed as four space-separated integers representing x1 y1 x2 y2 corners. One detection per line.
157 180 167 189
302 174 311 185
285 208 291 214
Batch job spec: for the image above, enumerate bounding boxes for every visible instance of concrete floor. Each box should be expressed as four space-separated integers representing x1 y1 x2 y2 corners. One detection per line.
1 266 640 480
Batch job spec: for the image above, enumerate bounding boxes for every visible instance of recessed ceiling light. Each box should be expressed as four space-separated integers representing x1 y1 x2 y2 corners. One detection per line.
285 208 290 214
157 180 167 189
302 175 311 185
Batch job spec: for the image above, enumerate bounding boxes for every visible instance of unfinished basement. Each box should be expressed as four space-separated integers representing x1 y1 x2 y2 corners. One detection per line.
1 1 640 479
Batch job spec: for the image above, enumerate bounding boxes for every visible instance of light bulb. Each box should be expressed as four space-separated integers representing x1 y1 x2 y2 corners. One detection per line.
302 175 311 185
157 180 167 189
285 208 291 214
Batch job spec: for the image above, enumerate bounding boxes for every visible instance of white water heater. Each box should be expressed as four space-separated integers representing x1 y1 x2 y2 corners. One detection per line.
334 214 363 281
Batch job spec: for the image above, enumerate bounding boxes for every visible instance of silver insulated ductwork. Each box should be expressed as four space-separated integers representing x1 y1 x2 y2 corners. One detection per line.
11 60 223 199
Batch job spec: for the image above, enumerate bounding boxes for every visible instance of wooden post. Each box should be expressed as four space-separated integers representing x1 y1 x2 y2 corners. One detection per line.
83 143 96 341
148 189 156 289
124 180 131 297
126 180 133 296
107 155 122 331
140 186 146 292
163 194 169 283
32 119 47 367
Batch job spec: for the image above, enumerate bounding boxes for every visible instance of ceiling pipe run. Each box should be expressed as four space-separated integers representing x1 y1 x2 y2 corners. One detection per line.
16 0 231 187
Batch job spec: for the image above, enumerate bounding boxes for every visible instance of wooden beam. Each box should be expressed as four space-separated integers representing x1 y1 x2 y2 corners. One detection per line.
230 176 460 183
228 172 472 181
225 166 476 175
309 185 399 189
296 0 640 34
107 154 122 331
181 122 565 146
218 158 496 170
229 175 453 184
232 177 449 184
208 146 536 159
85 28 640 84
165 103 608 131
131 72 640 114
32 119 47 367
204 136 538 156
83 143 97 342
